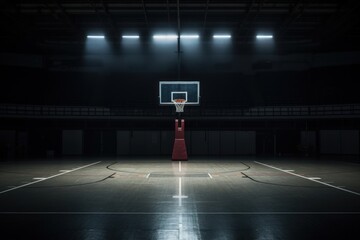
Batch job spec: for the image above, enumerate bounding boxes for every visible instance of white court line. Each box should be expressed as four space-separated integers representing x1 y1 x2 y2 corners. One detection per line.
172 178 188 199
59 170 70 172
208 173 213 179
0 161 102 195
284 170 294 172
33 178 47 180
179 161 182 172
254 161 360 196
173 177 188 207
308 177 321 180
0 211 359 215
178 178 182 197
146 173 150 178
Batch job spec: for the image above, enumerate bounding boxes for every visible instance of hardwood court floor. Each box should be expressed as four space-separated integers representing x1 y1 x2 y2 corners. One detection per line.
0 157 359 239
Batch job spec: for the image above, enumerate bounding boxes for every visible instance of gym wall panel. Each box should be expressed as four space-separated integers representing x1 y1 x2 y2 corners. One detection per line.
320 130 359 154
17 131 28 158
28 130 46 157
220 131 236 155
236 131 256 155
191 131 208 155
131 131 160 155
102 130 117 156
161 131 173 155
130 131 144 154
117 131 131 155
208 131 220 155
320 130 341 154
256 131 275 155
147 131 161 155
62 130 83 155
84 130 101 156
301 131 317 152
0 130 16 159
340 130 359 155
276 130 300 155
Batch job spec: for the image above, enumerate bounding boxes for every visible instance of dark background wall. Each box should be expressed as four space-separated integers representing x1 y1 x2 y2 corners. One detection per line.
1 64 360 107
1 118 359 159
1 46 360 160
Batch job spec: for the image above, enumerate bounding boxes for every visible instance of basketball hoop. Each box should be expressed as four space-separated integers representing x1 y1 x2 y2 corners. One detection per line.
172 99 187 112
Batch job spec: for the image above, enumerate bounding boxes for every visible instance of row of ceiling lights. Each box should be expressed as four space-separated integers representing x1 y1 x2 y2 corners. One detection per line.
87 34 273 39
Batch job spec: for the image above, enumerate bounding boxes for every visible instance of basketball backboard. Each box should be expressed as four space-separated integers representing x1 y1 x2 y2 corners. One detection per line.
159 81 200 105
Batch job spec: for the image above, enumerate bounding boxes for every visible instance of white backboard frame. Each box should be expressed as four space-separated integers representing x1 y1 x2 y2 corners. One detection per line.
159 81 200 105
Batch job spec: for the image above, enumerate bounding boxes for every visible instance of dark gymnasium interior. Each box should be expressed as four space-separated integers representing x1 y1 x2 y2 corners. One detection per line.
1 1 360 239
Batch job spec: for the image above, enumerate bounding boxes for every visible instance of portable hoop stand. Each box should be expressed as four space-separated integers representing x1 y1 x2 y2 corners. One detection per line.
172 99 188 161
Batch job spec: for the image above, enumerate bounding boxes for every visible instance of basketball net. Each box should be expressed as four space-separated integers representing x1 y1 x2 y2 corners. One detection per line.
172 99 187 113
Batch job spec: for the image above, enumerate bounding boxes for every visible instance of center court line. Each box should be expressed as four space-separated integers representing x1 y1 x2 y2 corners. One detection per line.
179 161 181 172
0 211 359 215
254 161 360 196
0 161 102 195
173 177 188 207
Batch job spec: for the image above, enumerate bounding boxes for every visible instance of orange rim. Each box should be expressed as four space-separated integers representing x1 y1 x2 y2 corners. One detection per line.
173 99 186 103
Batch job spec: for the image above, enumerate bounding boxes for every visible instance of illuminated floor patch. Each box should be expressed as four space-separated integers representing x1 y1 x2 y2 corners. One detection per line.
148 173 210 178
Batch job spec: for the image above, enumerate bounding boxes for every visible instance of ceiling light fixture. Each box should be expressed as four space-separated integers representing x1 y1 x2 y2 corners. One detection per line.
122 35 140 39
180 34 199 39
153 34 178 40
87 35 105 39
256 35 273 39
213 35 231 39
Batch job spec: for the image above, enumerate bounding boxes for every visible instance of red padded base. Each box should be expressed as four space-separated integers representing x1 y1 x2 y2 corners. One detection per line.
172 139 188 161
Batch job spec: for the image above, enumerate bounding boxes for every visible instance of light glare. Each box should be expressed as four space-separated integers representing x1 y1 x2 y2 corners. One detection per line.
180 34 199 39
213 35 231 39
256 35 273 39
153 34 178 40
87 35 105 39
122 35 140 39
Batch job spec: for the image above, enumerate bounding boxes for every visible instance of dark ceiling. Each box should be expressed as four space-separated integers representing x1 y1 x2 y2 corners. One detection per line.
1 0 360 54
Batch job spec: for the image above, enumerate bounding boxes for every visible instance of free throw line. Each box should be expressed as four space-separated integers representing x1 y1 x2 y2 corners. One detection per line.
0 161 102 195
254 161 360 196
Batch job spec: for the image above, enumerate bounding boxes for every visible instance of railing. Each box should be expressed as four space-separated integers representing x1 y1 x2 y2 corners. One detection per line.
1 103 360 118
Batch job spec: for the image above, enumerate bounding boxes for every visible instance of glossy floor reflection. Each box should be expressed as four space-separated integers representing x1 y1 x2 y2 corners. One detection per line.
0 157 359 239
